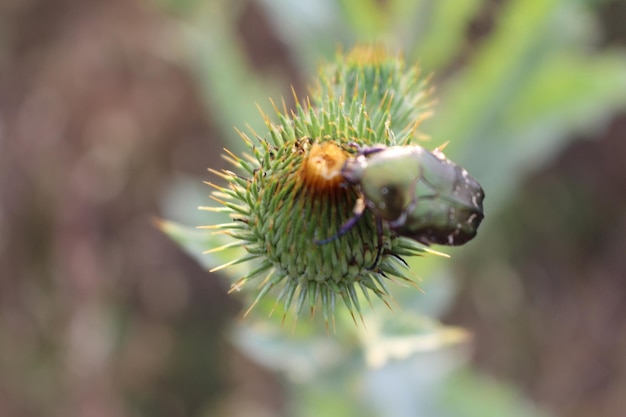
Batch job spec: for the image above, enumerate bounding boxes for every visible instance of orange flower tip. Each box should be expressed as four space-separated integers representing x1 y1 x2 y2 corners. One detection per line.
196 224 229 230
280 313 288 328
209 230 232 237
208 195 228 205
268 302 279 318
209 258 240 273
347 44 391 66
152 217 167 231
299 142 348 192
434 141 450 152
348 311 358 326
243 301 258 318
223 148 240 160
234 129 254 145
208 169 230 180
382 299 394 311
199 206 231 214
211 192 231 201
204 181 226 191
198 205 218 212
424 247 450 258
228 283 243 294
202 242 238 254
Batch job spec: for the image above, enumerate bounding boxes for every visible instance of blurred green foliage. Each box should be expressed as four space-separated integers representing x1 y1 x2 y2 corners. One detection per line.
159 0 626 416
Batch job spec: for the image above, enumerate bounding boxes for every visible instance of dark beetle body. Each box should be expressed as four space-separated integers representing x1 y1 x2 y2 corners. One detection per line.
342 145 484 246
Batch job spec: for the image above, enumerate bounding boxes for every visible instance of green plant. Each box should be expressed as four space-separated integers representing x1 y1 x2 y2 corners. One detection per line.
159 0 626 416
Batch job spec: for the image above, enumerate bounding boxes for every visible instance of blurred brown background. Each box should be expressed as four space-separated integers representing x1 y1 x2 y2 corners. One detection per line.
0 1 233 416
1 0 626 416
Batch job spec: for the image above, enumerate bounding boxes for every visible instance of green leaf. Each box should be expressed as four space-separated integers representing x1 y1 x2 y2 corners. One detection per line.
229 320 349 381
179 6 285 154
359 310 470 368
336 0 391 36
409 0 485 72
361 313 470 417
428 0 626 210
157 219 250 278
438 369 553 417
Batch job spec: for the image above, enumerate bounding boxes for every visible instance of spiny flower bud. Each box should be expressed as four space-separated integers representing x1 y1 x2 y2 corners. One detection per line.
202 46 439 327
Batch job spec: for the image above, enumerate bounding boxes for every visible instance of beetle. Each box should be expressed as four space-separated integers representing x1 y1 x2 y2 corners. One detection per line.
315 144 485 269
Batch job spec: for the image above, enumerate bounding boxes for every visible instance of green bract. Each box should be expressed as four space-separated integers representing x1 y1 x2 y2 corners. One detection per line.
203 47 450 326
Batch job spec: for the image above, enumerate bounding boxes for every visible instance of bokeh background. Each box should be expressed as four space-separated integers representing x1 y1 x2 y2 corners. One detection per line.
2 0 626 416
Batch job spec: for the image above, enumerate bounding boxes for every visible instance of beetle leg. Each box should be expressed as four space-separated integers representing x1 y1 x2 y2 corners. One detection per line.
367 216 384 270
345 142 387 156
314 197 366 245
360 145 387 156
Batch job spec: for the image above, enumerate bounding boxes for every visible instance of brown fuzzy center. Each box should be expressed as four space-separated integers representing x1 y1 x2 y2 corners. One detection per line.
299 142 348 192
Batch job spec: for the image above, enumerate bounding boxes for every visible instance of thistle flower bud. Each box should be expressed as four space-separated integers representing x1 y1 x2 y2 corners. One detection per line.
203 46 438 326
